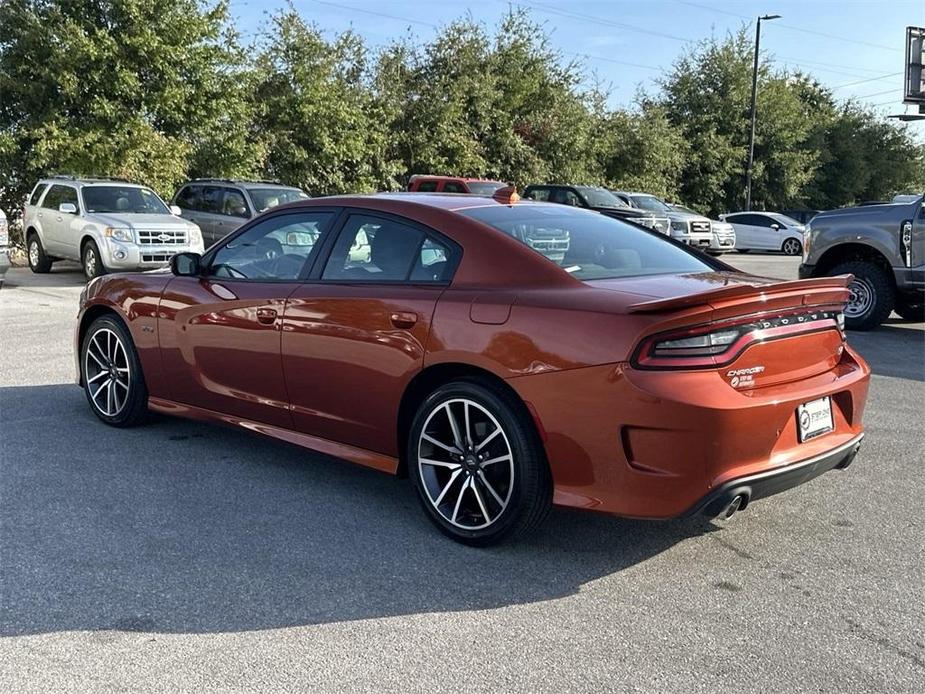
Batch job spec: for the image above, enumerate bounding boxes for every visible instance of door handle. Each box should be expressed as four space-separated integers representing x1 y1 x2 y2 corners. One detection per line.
256 308 278 324
390 311 418 329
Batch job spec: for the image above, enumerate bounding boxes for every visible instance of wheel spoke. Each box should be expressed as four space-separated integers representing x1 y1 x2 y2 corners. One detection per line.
463 401 472 447
477 471 505 507
89 336 107 365
91 380 108 402
113 378 128 391
433 469 462 507
480 453 511 467
107 380 115 414
87 370 108 384
474 426 501 452
422 433 461 455
444 403 464 450
420 458 461 470
451 477 470 523
471 480 492 523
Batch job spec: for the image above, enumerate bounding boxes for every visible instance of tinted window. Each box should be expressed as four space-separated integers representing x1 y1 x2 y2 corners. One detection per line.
222 188 250 218
29 184 48 206
322 214 453 282
414 180 438 192
82 186 169 214
209 212 332 280
524 187 550 202
201 186 223 214
176 185 203 211
42 185 79 213
576 187 627 209
466 182 505 196
248 188 309 214
443 181 467 193
629 195 672 213
461 205 712 280
548 188 582 206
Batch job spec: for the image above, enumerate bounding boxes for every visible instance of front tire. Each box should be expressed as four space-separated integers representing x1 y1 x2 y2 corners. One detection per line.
408 380 551 546
82 240 106 280
27 234 53 273
831 260 895 331
781 237 802 256
81 315 148 426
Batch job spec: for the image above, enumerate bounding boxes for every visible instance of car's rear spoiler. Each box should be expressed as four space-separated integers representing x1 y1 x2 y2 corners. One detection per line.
627 275 852 314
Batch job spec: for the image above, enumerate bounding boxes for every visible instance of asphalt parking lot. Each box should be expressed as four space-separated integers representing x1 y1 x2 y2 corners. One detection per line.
1 255 923 693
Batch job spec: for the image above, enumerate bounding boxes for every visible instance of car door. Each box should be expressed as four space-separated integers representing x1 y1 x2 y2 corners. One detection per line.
157 209 337 428
281 211 458 457
214 187 252 243
727 214 760 249
175 184 214 244
43 184 82 258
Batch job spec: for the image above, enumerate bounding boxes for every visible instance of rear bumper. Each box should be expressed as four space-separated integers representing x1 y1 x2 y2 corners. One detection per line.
683 433 863 517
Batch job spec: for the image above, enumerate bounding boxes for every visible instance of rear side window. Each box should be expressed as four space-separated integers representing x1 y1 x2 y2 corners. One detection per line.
322 214 454 282
524 188 550 202
443 181 466 193
201 186 223 213
29 184 48 206
461 205 712 280
414 180 438 192
42 185 79 213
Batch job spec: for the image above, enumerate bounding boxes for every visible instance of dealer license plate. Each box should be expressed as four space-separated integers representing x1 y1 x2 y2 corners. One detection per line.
797 397 834 442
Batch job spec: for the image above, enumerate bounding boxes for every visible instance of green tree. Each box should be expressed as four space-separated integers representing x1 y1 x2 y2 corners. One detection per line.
0 0 260 231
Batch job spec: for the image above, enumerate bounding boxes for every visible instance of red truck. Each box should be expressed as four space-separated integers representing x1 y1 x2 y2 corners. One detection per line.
407 175 508 196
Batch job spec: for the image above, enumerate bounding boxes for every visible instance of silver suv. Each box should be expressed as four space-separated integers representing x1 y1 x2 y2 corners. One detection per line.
614 192 713 248
172 179 309 246
23 177 204 280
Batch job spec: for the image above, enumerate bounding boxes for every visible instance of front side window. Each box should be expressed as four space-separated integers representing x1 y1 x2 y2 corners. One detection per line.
248 187 309 214
222 188 250 218
322 214 453 282
29 184 48 206
461 205 712 281
577 187 628 209
548 188 582 206
629 195 672 213
208 212 332 280
82 186 169 214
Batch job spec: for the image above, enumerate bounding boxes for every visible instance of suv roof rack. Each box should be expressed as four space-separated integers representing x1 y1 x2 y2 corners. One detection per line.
47 174 134 184
189 178 288 186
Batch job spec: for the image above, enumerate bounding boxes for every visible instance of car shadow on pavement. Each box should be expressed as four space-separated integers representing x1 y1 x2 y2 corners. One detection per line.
1 384 714 637
0 264 87 291
848 324 925 382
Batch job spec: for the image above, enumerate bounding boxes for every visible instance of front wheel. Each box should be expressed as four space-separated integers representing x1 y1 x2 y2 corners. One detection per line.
408 380 551 546
781 237 802 256
81 315 148 426
82 240 106 280
831 260 895 331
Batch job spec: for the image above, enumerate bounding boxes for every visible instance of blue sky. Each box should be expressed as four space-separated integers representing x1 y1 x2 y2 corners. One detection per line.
228 0 923 135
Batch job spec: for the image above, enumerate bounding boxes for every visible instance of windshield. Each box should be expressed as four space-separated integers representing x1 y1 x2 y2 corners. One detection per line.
460 204 712 280
466 182 506 195
629 195 672 212
767 213 802 227
578 187 629 209
82 186 169 214
249 187 309 213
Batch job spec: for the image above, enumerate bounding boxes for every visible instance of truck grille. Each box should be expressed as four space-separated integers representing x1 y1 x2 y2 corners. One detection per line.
141 253 176 263
525 230 570 264
690 220 711 234
138 229 187 245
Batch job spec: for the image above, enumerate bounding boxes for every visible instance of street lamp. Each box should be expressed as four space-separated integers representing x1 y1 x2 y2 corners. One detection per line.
745 13 781 211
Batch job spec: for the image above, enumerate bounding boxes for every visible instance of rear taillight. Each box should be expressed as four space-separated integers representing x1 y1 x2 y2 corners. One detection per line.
633 309 843 369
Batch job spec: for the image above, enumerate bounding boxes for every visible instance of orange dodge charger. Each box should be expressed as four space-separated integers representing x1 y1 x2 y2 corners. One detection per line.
75 191 869 545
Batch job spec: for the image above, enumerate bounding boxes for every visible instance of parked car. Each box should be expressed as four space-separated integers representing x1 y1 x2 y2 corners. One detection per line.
613 192 712 248
75 192 869 545
721 211 806 255
782 209 821 225
172 179 309 247
23 176 204 280
800 193 924 329
0 208 9 285
407 175 508 196
669 204 735 255
522 184 667 232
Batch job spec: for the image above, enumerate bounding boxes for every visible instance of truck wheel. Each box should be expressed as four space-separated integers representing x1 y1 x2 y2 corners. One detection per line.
27 234 53 273
894 299 925 322
831 260 895 331
82 240 106 280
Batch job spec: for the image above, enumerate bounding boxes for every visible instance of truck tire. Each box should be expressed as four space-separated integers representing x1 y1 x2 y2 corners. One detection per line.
831 260 895 331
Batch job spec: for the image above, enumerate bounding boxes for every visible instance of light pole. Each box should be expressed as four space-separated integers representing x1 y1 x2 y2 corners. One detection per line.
745 13 780 211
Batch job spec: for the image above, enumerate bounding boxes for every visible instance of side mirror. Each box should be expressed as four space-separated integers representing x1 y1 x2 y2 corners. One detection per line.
170 205 182 216
770 223 780 230
59 202 77 214
170 252 202 277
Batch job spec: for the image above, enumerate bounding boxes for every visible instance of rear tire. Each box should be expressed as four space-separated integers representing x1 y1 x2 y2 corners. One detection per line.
27 234 53 273
781 237 802 256
82 240 106 280
831 260 895 331
894 299 925 322
408 379 552 546
81 315 148 427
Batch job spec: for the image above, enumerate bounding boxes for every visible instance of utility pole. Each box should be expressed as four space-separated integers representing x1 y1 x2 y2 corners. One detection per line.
745 14 780 211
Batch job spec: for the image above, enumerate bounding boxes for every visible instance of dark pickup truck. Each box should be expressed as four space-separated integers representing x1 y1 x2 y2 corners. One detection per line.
799 194 924 329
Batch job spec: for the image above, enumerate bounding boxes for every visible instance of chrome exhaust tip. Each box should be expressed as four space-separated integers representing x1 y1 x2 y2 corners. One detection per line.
721 493 748 520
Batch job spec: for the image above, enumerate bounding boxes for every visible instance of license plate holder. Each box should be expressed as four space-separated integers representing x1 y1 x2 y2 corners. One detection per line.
797 396 834 442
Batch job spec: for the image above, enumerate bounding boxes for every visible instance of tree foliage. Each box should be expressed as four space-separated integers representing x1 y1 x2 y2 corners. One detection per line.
1 4 922 238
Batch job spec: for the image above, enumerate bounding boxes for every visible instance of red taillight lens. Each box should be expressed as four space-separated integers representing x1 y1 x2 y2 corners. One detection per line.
633 309 843 369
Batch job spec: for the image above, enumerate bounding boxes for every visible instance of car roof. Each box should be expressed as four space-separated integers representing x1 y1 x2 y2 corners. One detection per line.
39 177 148 188
290 192 536 212
410 175 506 184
